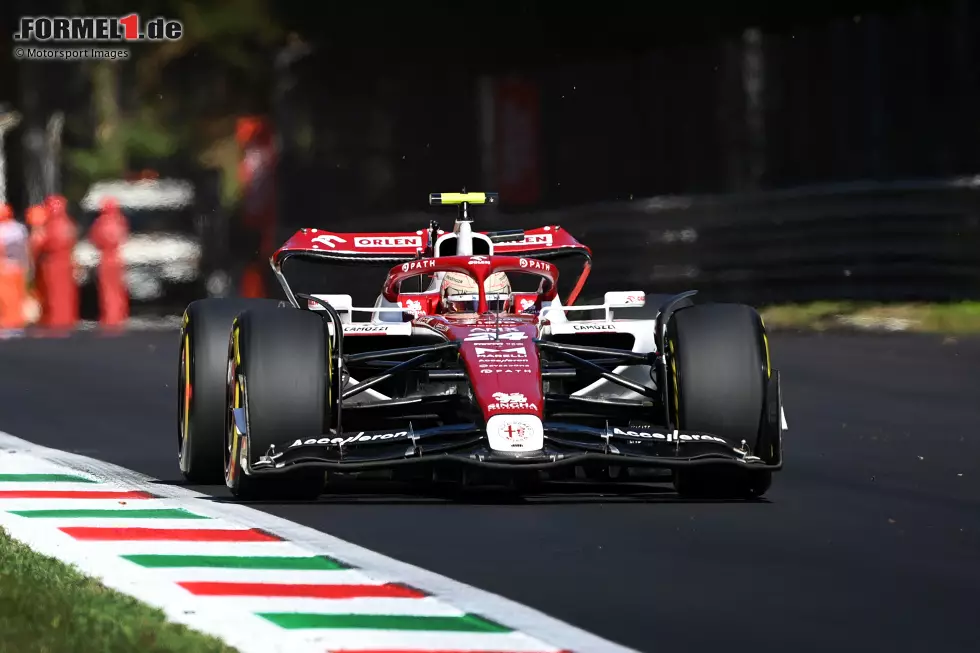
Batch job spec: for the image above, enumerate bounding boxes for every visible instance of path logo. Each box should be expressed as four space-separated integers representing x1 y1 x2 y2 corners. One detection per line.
14 15 183 42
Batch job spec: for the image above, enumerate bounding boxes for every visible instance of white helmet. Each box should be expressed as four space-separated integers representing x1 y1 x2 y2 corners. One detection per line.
440 271 511 313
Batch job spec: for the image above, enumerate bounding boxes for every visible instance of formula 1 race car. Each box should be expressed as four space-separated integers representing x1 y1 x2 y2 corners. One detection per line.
177 192 785 500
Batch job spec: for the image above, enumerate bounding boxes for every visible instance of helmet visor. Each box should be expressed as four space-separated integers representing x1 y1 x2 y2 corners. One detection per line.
446 293 510 313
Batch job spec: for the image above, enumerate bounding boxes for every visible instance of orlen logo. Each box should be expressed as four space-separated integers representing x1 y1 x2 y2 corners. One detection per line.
356 236 422 248
497 234 553 248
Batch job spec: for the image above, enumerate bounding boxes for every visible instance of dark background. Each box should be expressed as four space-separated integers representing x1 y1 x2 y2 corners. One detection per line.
0 0 977 308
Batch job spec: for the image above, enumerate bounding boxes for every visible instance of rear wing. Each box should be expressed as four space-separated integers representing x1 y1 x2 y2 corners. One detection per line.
271 226 593 309
272 225 590 264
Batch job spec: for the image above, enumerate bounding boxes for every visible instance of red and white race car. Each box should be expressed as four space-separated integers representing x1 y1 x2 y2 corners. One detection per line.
177 192 785 500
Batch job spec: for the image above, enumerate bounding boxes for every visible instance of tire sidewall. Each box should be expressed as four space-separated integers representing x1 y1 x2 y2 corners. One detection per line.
178 298 283 483
224 307 331 498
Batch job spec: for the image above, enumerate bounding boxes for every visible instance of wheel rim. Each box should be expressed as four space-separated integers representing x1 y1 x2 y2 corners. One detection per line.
177 333 192 469
224 325 242 486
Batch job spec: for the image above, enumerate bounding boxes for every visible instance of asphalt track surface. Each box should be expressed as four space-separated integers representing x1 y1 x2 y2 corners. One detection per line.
1 329 978 653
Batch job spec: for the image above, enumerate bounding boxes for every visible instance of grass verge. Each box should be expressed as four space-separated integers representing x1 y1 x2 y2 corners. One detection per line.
0 527 238 653
760 301 980 333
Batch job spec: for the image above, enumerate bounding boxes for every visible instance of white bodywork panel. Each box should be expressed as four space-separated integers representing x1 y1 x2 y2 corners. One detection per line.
305 290 788 429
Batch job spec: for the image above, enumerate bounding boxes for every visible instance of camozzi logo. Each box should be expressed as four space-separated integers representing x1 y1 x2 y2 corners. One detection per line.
14 15 183 42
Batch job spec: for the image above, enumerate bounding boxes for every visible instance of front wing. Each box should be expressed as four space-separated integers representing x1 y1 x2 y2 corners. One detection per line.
234 372 784 477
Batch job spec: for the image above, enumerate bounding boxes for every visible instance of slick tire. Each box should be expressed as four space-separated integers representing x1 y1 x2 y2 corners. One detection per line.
225 307 330 501
665 303 773 500
178 298 285 484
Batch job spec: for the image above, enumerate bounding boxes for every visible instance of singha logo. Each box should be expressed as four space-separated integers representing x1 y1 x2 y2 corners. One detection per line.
487 390 538 412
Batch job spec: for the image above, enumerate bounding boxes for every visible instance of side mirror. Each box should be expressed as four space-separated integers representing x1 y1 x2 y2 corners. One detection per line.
305 294 353 322
603 291 645 308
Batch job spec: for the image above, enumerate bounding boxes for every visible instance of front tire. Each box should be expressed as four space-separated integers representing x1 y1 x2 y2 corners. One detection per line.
665 303 773 499
225 307 331 500
178 298 283 483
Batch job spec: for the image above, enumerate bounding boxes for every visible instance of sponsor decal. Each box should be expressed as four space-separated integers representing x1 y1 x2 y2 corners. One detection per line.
612 427 726 444
480 369 532 373
605 290 646 307
518 258 551 271
519 298 536 312
357 236 422 248
572 323 616 331
289 431 409 448
468 255 490 265
417 317 450 333
474 343 532 372
343 325 390 334
498 421 531 445
496 234 553 248
487 391 538 412
401 259 436 273
311 234 347 248
464 330 527 342
475 345 527 357
471 326 519 333
486 414 545 452
400 298 425 317
479 358 530 367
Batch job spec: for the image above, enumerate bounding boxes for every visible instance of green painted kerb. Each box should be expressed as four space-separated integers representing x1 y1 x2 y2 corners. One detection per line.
9 509 207 519
122 554 349 570
258 612 512 632
0 474 96 483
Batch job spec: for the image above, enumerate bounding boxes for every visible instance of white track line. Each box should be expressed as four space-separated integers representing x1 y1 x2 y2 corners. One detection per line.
0 431 641 653
141 568 380 584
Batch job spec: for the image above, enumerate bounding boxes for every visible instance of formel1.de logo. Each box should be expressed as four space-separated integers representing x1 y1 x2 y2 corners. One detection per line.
14 15 183 42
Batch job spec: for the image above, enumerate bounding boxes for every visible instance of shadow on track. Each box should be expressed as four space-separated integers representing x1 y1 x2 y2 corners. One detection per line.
148 478 774 506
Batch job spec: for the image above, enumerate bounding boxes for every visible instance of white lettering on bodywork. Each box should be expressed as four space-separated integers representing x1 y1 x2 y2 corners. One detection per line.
612 427 726 443
358 236 422 248
289 431 409 448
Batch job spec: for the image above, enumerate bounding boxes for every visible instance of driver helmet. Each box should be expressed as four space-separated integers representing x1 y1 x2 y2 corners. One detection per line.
441 271 511 313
